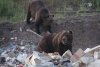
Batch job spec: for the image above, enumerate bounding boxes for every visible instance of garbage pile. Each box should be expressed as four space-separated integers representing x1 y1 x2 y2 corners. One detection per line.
0 42 37 67
72 45 100 67
0 43 100 67
0 42 71 67
25 51 72 67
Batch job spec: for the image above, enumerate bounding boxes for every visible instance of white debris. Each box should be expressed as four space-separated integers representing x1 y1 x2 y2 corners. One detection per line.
48 53 62 59
87 60 100 67
62 50 72 59
72 45 100 67
17 53 27 63
1 40 100 67
80 56 95 65
25 51 54 67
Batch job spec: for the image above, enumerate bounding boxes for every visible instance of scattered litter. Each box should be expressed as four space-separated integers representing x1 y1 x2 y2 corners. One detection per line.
16 53 27 63
72 45 100 67
0 40 100 67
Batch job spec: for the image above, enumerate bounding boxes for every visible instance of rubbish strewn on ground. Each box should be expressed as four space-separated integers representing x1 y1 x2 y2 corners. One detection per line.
72 45 100 67
0 41 100 67
0 23 100 67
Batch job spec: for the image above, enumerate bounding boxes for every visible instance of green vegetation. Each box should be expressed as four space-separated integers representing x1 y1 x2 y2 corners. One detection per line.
0 0 100 22
0 0 26 22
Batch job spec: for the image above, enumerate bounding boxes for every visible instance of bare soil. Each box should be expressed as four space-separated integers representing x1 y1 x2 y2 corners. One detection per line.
0 14 100 52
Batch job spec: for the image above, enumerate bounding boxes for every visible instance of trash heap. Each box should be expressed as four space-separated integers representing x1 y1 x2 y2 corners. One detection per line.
25 45 100 67
25 51 72 67
0 43 100 67
0 42 71 67
72 45 100 67
0 42 37 67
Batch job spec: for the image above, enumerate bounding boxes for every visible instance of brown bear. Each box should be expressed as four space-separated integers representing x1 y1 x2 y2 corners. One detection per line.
26 0 53 34
37 30 73 55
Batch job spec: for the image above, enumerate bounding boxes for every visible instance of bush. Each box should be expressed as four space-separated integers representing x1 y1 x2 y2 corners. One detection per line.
0 0 26 22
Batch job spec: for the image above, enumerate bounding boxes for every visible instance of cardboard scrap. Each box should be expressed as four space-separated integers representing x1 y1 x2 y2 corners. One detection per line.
71 48 85 62
48 53 62 60
62 50 72 59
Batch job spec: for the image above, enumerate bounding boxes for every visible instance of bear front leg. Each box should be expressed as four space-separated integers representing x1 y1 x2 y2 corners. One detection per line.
48 25 52 33
35 23 40 34
44 25 52 33
26 10 31 24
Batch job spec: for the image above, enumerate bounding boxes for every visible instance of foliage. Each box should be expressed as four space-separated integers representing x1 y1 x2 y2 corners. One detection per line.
0 0 100 22
0 0 26 22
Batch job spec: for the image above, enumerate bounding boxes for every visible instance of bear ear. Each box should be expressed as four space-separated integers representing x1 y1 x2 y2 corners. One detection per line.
67 30 73 34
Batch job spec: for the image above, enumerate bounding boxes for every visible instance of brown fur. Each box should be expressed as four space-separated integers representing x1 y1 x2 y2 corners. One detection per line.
37 30 73 55
26 0 53 34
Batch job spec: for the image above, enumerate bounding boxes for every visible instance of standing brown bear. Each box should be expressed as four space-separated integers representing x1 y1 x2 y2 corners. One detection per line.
26 0 53 34
37 30 73 55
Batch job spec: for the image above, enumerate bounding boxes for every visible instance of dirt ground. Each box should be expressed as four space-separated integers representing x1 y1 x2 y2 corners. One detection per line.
52 14 100 52
0 14 100 52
